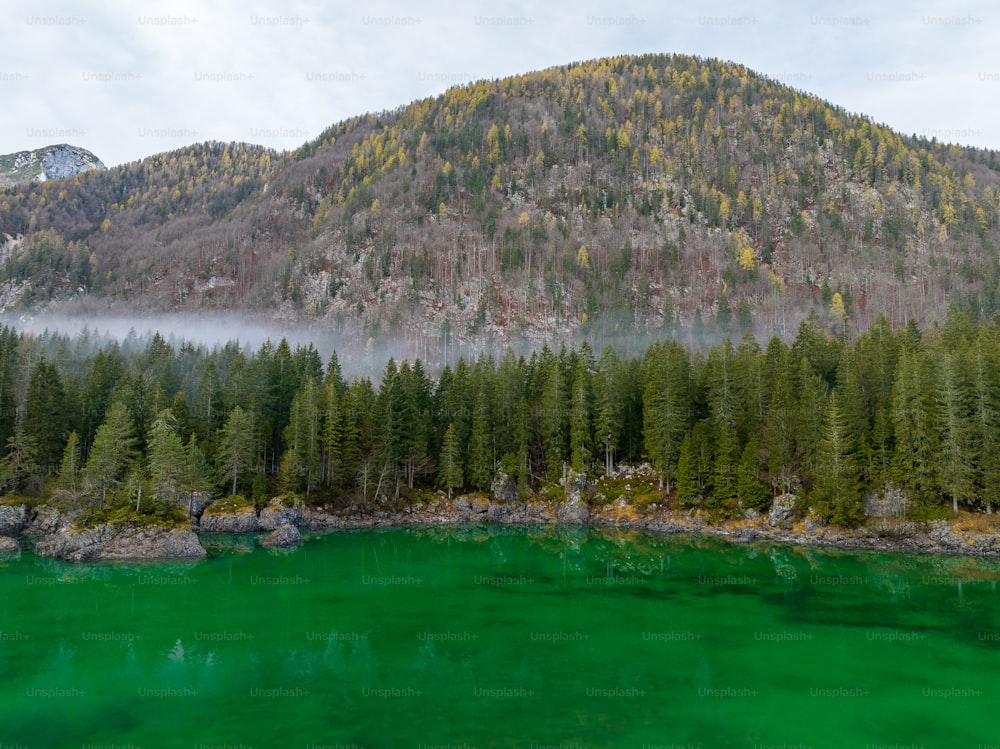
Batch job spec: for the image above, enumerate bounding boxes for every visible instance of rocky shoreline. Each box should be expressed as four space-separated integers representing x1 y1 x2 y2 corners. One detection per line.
299 496 1000 558
2 491 999 562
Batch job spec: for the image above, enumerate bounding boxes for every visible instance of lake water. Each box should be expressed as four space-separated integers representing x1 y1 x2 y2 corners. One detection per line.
1 526 999 748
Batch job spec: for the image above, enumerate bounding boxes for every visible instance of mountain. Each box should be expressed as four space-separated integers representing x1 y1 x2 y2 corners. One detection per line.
1 54 999 349
0 144 105 186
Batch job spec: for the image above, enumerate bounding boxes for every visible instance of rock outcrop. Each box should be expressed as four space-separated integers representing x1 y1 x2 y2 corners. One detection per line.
0 535 19 554
35 523 207 562
768 494 797 528
23 506 78 536
0 504 27 535
259 523 303 548
0 144 105 185
198 499 260 533
258 496 306 531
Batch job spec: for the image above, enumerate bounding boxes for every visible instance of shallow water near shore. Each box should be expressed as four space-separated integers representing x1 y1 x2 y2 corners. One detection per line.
2 526 999 748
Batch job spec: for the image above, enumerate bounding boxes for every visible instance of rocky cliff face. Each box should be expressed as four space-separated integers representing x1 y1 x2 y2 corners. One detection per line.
0 144 105 185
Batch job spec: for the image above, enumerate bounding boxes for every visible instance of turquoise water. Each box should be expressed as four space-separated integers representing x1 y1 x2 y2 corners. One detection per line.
1 526 999 748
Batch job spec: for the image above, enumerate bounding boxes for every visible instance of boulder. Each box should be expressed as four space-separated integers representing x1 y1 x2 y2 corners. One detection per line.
258 496 306 530
260 523 303 548
768 494 797 528
0 504 27 535
743 508 761 522
0 535 19 553
555 499 590 525
35 523 207 562
491 473 518 503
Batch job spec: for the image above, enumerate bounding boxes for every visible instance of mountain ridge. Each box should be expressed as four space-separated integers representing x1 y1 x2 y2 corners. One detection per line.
1 53 998 350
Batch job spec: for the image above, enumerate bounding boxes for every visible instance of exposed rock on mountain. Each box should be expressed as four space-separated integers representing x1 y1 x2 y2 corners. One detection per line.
0 144 105 186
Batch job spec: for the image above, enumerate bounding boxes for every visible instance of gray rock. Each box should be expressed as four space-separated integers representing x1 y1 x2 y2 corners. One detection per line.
743 508 761 522
0 144 105 186
174 492 213 521
23 506 76 536
487 503 516 523
555 499 590 525
928 521 965 550
804 515 827 531
471 498 490 515
0 535 19 553
768 494 797 528
35 523 207 562
0 504 27 535
259 523 303 548
491 473 518 503
258 497 306 530
198 506 261 533
454 498 471 512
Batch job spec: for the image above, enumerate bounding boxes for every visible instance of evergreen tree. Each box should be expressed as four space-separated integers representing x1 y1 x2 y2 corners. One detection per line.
81 401 138 508
439 423 464 499
147 409 187 502
642 341 691 491
183 433 212 493
737 438 770 512
890 345 940 513
216 405 256 496
593 346 624 475
24 358 70 470
284 377 322 497
0 428 40 494
810 393 864 525
568 350 593 473
466 389 492 489
56 430 82 498
935 350 974 513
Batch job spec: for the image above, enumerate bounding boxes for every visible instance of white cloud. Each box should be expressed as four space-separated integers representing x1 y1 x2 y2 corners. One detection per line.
2 0 998 166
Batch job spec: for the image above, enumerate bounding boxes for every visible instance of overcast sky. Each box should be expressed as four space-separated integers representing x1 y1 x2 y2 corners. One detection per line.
2 0 997 167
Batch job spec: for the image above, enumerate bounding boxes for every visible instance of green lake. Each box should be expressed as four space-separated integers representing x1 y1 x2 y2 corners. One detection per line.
1 526 999 748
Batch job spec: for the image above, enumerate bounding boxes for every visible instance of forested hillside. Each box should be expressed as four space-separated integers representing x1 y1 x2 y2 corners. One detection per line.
3 309 999 524
2 54 1000 349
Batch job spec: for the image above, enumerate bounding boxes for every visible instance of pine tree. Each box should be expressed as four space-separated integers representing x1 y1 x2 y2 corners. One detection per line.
24 358 69 470
0 428 39 494
890 345 940 513
56 430 82 498
935 350 974 513
147 409 187 502
737 438 770 512
810 393 864 525
568 351 593 473
593 346 624 475
216 405 256 496
284 377 322 497
183 433 212 493
81 401 137 508
439 423 464 499
675 434 700 507
466 389 492 489
971 333 1000 513
642 341 691 491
